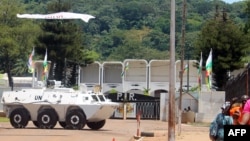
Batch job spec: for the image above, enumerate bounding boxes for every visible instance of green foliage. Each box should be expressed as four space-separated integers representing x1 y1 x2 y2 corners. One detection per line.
1 0 250 89
35 0 97 86
0 117 9 122
190 85 199 92
106 28 169 61
0 0 40 85
143 87 150 96
240 1 250 64
14 0 248 64
72 85 79 90
109 89 117 94
194 7 247 90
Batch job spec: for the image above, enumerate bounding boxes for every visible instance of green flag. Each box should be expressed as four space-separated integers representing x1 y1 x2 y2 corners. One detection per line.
27 47 35 73
121 62 129 77
43 49 48 81
205 49 212 89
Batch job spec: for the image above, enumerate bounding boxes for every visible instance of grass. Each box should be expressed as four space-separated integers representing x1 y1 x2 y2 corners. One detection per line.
0 117 9 122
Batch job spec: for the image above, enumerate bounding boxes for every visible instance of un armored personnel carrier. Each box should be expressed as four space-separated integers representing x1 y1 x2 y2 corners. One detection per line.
0 83 118 130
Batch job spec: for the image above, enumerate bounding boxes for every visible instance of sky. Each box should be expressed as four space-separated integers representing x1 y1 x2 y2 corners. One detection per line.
222 0 243 4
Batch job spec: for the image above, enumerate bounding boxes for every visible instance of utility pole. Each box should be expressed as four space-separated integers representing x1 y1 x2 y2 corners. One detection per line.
178 0 186 136
64 58 67 87
187 45 190 92
169 0 176 141
247 63 249 96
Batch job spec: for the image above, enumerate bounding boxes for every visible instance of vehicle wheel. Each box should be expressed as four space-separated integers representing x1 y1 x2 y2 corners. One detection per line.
65 110 86 130
33 121 39 128
87 120 106 130
58 121 66 128
37 109 58 129
9 108 29 128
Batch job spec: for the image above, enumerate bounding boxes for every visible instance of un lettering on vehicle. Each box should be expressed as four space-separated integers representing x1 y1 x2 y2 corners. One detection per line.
35 95 43 100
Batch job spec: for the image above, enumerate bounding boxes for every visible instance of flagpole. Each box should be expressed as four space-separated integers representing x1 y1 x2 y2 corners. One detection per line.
32 70 35 87
187 48 190 92
32 47 34 88
199 52 203 92
197 52 203 113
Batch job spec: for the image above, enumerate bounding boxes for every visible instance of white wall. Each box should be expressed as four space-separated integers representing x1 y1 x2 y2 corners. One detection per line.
81 61 101 91
123 59 148 93
102 62 123 93
196 91 225 123
160 91 225 123
149 60 170 96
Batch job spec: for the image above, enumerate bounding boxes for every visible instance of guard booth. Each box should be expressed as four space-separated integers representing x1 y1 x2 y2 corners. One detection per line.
107 93 160 119
80 61 102 91
102 61 123 94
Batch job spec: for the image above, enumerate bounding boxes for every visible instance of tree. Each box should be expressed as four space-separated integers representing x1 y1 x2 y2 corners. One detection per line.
0 0 39 87
36 0 97 86
117 1 153 29
107 28 169 61
241 0 250 63
194 6 247 90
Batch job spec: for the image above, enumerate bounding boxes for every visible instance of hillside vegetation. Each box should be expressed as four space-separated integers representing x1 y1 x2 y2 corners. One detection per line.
0 0 249 90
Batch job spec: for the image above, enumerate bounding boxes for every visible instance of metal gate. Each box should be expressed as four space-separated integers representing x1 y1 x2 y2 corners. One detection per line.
107 93 160 120
135 101 160 119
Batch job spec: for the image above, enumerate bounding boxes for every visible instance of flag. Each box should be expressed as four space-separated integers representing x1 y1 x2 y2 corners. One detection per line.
198 52 203 91
206 49 212 89
183 64 188 73
27 47 35 73
121 62 129 77
17 12 95 23
43 49 48 81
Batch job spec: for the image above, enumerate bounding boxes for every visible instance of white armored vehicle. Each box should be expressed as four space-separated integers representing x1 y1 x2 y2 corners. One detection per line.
0 83 118 130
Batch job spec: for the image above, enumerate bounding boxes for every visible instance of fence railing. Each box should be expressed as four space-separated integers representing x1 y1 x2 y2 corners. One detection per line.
225 65 250 100
107 93 160 119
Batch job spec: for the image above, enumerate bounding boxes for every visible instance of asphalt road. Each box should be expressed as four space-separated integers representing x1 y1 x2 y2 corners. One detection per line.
0 119 169 141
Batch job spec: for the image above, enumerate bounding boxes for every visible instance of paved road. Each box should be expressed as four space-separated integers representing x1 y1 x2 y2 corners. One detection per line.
0 119 169 141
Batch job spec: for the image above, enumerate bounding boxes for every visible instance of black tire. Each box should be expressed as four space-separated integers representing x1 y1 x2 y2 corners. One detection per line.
37 109 58 129
65 110 86 130
9 108 29 128
58 121 66 128
33 121 39 128
87 120 106 130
